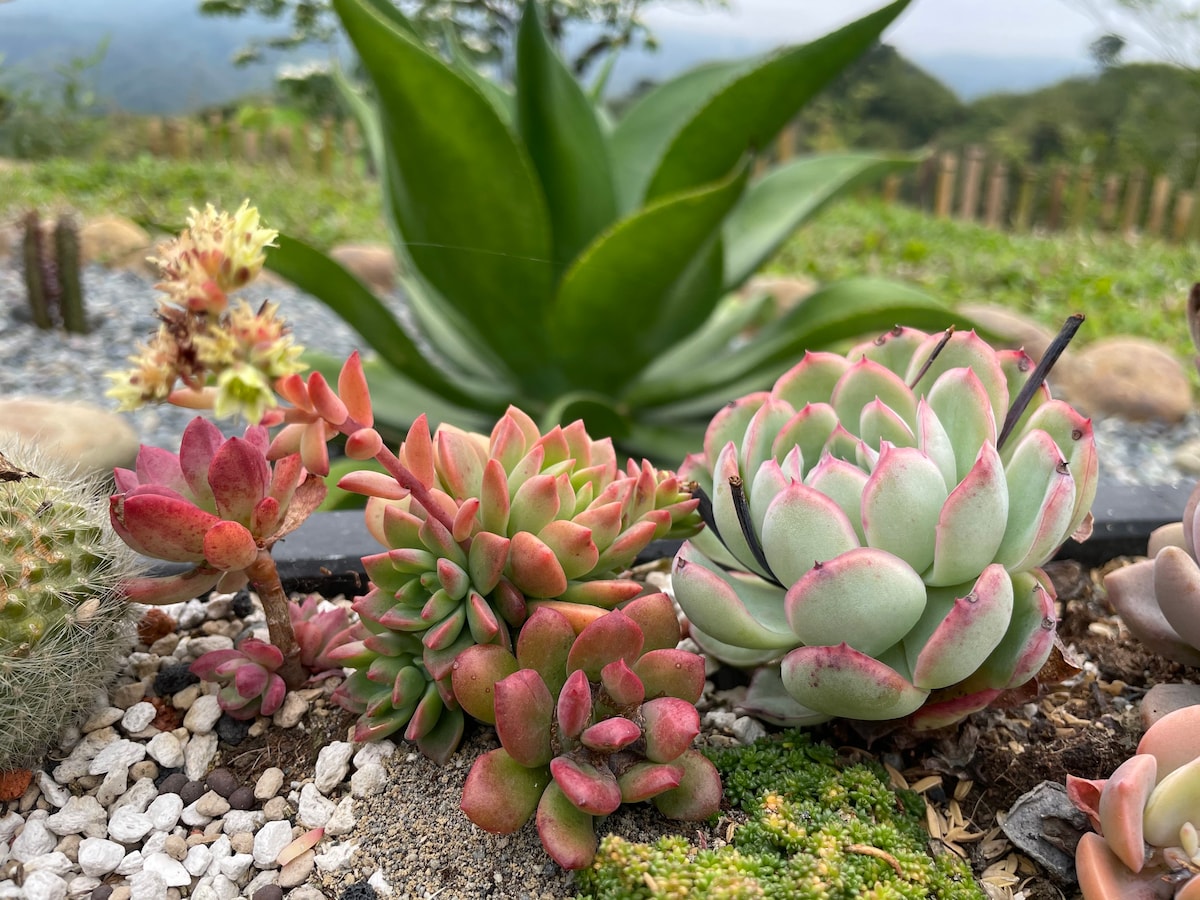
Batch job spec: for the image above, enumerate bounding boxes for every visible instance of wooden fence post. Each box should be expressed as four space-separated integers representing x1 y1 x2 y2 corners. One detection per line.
319 117 335 175
342 119 360 178
983 162 1008 228
776 123 797 164
275 126 293 168
1120 167 1145 234
958 145 985 221
934 151 958 218
206 113 223 159
1099 173 1121 230
145 117 165 157
881 174 901 205
165 119 187 160
1069 165 1092 231
1146 174 1173 237
1013 166 1037 231
1172 190 1195 242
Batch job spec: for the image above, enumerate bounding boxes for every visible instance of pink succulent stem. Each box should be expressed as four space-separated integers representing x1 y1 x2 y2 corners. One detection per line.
245 549 306 689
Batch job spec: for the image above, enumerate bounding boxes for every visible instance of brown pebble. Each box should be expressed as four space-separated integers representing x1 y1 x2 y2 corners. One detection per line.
0 769 33 802
252 885 284 900
179 779 206 804
158 772 188 795
205 767 238 798
227 785 256 810
230 831 255 854
91 886 114 900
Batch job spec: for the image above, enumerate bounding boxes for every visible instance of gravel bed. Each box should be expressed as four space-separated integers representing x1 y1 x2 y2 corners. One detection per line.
1 263 1197 487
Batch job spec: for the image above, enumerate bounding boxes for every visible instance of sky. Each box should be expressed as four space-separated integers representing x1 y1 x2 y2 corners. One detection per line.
645 0 1108 61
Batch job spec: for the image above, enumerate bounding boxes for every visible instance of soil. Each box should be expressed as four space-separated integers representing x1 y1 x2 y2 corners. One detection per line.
187 555 1194 900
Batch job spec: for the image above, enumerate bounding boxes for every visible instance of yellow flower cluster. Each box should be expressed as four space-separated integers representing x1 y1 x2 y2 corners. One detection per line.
107 203 306 423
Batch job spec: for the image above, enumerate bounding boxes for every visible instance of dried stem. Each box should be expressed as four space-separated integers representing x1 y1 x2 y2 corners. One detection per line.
245 549 306 689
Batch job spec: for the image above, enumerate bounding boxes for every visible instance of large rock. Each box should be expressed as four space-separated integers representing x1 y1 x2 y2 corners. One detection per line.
80 215 154 273
1054 336 1192 423
958 303 1057 362
0 398 139 477
329 242 398 295
741 275 818 313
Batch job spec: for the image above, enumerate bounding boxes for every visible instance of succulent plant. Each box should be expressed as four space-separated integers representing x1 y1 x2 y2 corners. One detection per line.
671 323 1098 728
289 594 354 675
1067 704 1200 899
329 407 700 761
0 444 142 768
190 637 287 720
453 594 720 869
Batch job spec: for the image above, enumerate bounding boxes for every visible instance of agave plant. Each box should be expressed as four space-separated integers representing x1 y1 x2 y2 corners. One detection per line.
267 0 963 464
671 322 1098 728
1067 704 1200 899
328 406 700 760
454 596 720 869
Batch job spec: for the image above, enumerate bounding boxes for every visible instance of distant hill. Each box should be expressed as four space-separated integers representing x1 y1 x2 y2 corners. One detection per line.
0 0 1094 114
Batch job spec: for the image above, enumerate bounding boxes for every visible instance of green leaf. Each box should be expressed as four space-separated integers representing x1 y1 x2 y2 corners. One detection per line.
723 152 919 291
626 277 955 411
547 163 749 392
333 0 555 388
609 59 750 211
266 234 500 411
637 291 776 381
516 0 617 277
645 0 912 201
443 20 515 126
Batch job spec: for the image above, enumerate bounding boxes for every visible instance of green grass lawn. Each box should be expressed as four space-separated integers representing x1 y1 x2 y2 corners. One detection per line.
5 157 1197 363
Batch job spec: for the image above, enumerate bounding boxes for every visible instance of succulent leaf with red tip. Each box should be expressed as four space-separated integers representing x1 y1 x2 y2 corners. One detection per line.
672 325 1098 728
332 409 699 759
1067 705 1200 899
456 598 718 869
190 638 287 720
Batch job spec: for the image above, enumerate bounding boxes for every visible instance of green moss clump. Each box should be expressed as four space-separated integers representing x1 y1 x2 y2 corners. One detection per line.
574 731 984 900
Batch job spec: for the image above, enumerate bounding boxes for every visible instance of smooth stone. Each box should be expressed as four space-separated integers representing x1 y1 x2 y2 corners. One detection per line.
120 703 158 734
81 708 125 734
183 636 234 659
221 810 265 835
79 215 153 270
183 844 214 877
0 398 139 477
1055 336 1192 423
958 302 1057 362
272 692 308 729
142 851 191 887
78 838 126 877
110 681 148 710
36 773 70 809
227 785 255 811
277 850 315 888
286 889 329 900
244 870 280 897
205 767 238 799
145 794 184 832
328 242 397 294
218 853 254 880
252 820 294 867
313 742 353 795
0 812 24 844
11 813 56 860
253 767 284 802
183 695 222 734
95 766 130 808
52 833 80 863
194 790 231 818
18 870 67 900
107 807 153 844
145 732 184 769
1140 683 1200 728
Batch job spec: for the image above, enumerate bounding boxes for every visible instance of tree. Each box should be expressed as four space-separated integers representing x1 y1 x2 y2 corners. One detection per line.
199 0 724 75
1089 32 1126 69
1066 0 1200 71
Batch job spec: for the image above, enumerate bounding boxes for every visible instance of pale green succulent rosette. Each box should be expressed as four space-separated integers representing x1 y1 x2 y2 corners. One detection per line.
673 327 1099 729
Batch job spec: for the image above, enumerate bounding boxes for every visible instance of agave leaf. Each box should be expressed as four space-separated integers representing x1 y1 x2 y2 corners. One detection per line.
609 59 751 211
516 0 617 279
332 0 555 389
723 152 919 291
645 0 912 201
547 163 748 392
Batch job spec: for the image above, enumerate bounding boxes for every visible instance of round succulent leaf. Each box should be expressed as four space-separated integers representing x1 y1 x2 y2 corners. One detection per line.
738 397 799 480
773 351 850 411
388 664 428 708
600 658 646 709
536 780 598 870
207 437 270 525
1143 755 1200 848
671 542 794 651
508 474 563 537
861 444 948 574
651 749 723 821
404 679 445 742
830 358 917 440
848 326 928 376
926 367 997 482
1152 546 1200 654
914 398 957 491
994 429 1076 571
535 519 600 581
507 531 569 598
1020 400 1099 538
112 492 219 563
972 569 1057 689
461 748 550 834
488 410 533 473
1073 831 1168 900
1096 754 1156 872
433 428 489 500
377 503 423 552
780 642 929 720
567 610 644 681
740 666 833 726
685 623 784 668
420 588 459 626
1138 705 1200 779
618 762 684 803
352 701 414 743
580 716 641 753
465 591 503 645
905 564 1013 690
202 520 259 572
642 697 701 763
557 579 645 609
802 454 868 545
771 403 839 480
550 756 622 816
415 705 465 765
421 604 467 651
494 669 555 767
912 331 1009 410
924 442 1010 586
760 481 861 587
423 630 479 682
907 686 1004 731
632 649 706 704
785 547 926 656
451 643 520 724
747 459 791 537
709 442 773 579
619 593 680 652
557 668 594 740
701 393 768 467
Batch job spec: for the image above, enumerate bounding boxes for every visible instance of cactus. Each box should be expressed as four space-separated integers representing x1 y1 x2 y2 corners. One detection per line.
19 209 88 334
0 444 141 768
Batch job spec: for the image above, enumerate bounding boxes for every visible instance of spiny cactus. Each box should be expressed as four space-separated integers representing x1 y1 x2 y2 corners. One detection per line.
20 209 87 334
0 444 141 768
